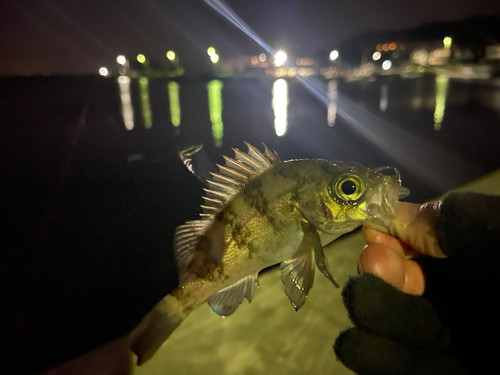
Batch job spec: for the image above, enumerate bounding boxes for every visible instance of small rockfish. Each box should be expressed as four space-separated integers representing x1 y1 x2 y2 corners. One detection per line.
130 143 408 364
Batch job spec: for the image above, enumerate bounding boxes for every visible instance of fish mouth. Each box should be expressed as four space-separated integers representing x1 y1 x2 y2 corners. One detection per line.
373 166 410 199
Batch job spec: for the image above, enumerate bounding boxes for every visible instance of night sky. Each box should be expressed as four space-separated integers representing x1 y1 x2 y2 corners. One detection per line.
1 0 499 76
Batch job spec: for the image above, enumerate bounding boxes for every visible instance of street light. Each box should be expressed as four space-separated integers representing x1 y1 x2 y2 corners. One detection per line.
382 60 392 70
99 67 109 76
274 50 287 66
116 55 126 65
443 36 452 49
329 50 339 61
207 47 216 57
210 54 220 63
166 50 176 61
136 54 146 64
372 52 381 61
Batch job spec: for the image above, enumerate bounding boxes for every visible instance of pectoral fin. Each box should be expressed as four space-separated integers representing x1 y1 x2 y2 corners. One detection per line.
306 222 340 288
280 249 315 311
207 273 259 317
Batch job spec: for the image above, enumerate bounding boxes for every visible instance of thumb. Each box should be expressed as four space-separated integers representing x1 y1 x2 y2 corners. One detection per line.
393 202 446 258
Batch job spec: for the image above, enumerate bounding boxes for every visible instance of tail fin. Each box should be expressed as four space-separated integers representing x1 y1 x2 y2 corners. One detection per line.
130 295 186 365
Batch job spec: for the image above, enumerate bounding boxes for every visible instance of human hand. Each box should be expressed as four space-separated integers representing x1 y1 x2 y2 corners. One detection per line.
334 193 500 375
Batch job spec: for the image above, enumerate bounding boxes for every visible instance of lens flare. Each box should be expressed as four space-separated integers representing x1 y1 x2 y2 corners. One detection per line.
382 60 392 70
274 51 287 67
372 52 381 61
329 50 339 61
137 54 146 64
166 51 176 61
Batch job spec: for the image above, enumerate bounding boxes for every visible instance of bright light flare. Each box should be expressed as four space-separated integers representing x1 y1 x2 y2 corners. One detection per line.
272 79 288 136
274 51 287 66
166 50 176 60
382 60 392 70
372 52 381 61
443 37 452 48
99 67 109 76
330 50 339 61
137 54 146 64
117 76 134 130
259 53 266 62
210 54 220 63
116 55 126 65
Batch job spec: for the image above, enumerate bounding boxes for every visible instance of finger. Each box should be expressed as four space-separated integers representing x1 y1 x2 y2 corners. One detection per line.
394 202 446 258
359 244 425 295
362 227 421 258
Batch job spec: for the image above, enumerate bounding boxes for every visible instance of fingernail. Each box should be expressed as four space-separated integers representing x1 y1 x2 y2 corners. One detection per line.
394 202 420 226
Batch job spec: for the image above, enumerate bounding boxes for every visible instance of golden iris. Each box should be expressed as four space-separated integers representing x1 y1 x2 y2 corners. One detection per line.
333 175 365 202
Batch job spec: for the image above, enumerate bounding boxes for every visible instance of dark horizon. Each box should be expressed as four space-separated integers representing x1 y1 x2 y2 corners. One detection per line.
1 0 500 77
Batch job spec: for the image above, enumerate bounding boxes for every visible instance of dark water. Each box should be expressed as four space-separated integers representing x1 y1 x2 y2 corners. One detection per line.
1 75 499 372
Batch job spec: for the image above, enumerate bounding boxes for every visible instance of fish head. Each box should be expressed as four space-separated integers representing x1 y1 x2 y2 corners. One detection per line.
294 161 404 236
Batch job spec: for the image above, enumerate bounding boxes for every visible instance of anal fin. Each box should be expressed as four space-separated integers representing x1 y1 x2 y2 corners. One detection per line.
207 273 259 317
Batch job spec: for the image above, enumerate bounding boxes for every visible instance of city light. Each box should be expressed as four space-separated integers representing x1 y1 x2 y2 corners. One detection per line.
168 81 181 127
372 52 381 61
272 79 288 136
207 80 224 147
210 54 220 63
376 44 383 52
329 50 339 61
117 76 134 130
166 50 176 61
139 77 152 128
382 60 392 70
116 55 126 65
137 54 146 64
99 67 109 76
383 43 390 51
443 36 452 49
389 42 397 51
274 50 287 66
259 53 266 62
207 47 216 56
251 56 258 65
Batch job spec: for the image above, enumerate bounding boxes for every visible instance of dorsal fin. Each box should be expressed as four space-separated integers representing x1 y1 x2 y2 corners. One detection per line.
198 143 281 218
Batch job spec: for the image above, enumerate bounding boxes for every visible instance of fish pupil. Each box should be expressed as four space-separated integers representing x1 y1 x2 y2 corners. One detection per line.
341 180 357 195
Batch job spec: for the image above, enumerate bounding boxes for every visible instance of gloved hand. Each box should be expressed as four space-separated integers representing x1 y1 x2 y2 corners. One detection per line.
334 193 500 375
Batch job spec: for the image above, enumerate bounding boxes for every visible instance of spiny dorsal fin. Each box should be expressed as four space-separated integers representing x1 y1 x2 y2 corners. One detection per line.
207 273 259 317
199 143 281 218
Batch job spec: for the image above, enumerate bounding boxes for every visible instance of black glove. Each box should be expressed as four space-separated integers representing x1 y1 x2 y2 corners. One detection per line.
334 193 500 374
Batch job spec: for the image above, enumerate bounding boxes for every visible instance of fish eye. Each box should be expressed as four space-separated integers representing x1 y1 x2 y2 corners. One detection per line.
332 175 365 202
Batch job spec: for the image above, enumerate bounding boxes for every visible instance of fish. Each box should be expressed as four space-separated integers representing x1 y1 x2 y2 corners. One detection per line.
130 142 409 364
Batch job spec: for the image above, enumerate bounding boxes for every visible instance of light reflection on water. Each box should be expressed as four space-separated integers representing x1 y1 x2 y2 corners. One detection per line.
272 79 289 137
207 80 224 147
117 76 134 131
139 77 152 129
327 80 338 126
433 74 449 131
379 83 388 113
168 81 181 128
